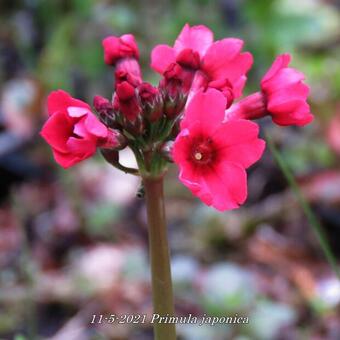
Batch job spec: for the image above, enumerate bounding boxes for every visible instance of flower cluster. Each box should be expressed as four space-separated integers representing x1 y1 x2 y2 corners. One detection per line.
40 24 313 211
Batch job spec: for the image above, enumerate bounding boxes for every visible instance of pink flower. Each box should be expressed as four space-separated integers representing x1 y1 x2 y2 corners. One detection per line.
172 89 265 211
261 54 313 126
40 90 118 168
151 23 253 104
102 34 139 65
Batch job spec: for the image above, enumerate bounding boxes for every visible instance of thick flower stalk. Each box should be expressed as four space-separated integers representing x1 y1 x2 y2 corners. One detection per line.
39 24 313 340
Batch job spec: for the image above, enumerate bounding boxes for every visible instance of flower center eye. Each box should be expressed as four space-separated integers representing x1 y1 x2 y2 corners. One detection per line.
194 152 203 160
190 138 217 165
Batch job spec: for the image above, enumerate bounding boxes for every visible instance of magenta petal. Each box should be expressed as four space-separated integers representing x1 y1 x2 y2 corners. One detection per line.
272 102 313 126
73 117 89 138
172 128 192 164
263 68 305 93
231 76 247 99
66 137 97 157
70 109 107 139
174 23 214 57
84 112 108 138
40 111 73 153
67 107 90 118
47 90 90 116
52 149 83 169
213 119 260 145
181 89 226 133
181 168 214 207
150 44 176 74
220 139 265 169
212 51 253 85
262 53 291 83
201 38 244 77
268 98 305 113
268 83 309 108
213 120 265 168
204 161 247 211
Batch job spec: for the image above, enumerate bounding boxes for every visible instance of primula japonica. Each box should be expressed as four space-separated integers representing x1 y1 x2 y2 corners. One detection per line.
40 23 313 340
41 24 313 210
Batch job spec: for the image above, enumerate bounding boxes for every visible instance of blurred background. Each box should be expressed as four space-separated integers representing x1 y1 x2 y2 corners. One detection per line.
0 0 340 339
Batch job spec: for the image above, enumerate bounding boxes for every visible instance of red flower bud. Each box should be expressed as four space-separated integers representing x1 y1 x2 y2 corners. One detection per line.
139 82 158 102
138 82 163 122
102 34 139 66
115 82 142 122
115 59 142 86
93 95 118 128
159 63 190 119
93 95 112 112
116 81 135 100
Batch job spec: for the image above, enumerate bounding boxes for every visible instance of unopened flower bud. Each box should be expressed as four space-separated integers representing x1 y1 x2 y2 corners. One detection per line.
160 63 190 119
93 95 117 128
102 34 139 66
124 114 144 136
115 64 142 87
163 95 186 119
93 95 112 112
114 81 142 122
116 81 135 100
138 82 163 122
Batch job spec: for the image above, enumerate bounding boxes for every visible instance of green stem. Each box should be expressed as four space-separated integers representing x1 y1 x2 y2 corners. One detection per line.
143 177 176 340
265 132 340 279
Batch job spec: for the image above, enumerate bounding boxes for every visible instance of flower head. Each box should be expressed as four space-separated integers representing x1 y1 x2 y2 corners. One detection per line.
151 24 253 105
261 54 313 126
40 90 118 168
172 89 265 211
